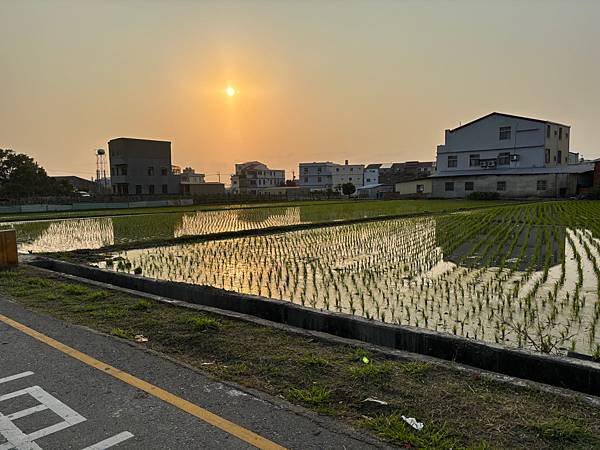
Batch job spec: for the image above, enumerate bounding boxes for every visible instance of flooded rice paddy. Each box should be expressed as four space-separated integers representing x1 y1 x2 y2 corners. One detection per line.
99 202 600 356
0 199 501 253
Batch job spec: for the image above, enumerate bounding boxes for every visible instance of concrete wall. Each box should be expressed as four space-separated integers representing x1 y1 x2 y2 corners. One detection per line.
396 179 433 195
0 199 194 215
431 173 576 198
31 257 600 396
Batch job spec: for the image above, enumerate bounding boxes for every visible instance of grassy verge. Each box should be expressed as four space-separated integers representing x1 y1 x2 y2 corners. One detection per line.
1 266 598 449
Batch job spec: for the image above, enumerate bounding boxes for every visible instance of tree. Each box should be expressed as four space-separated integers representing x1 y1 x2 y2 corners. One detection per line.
285 179 297 187
341 182 356 197
0 149 73 198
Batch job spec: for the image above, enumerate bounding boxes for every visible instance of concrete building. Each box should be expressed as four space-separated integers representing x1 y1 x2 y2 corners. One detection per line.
52 176 96 193
422 112 593 198
367 161 434 185
356 183 393 199
230 161 285 195
108 138 180 195
299 161 364 191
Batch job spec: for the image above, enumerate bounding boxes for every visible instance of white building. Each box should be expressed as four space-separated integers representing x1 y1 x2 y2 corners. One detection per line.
230 161 285 195
363 166 379 185
298 161 364 192
400 112 592 198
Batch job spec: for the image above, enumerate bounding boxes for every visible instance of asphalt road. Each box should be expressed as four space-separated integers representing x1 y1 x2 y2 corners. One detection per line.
0 297 388 450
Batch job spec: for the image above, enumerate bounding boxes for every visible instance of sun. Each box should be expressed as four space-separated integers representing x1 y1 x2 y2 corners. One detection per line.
225 86 236 97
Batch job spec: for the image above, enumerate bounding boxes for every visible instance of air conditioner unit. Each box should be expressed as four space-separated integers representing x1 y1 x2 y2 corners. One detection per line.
480 161 487 168
487 161 496 167
510 154 520 161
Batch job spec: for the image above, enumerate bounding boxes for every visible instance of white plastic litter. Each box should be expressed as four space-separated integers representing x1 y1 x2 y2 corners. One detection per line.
362 397 388 405
401 415 424 431
134 334 148 343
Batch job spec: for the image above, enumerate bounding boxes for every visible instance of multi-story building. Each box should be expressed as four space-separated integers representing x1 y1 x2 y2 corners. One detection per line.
298 161 364 191
108 138 181 195
397 112 593 198
230 161 285 195
365 161 434 186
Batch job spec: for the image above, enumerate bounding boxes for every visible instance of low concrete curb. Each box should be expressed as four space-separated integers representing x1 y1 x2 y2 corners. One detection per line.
30 256 600 397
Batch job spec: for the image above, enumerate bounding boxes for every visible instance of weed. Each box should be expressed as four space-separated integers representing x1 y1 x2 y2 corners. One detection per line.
348 362 393 383
186 315 222 331
365 413 460 449
299 353 328 369
530 419 593 444
110 327 133 339
61 284 90 296
132 299 152 311
288 385 331 406
399 361 431 380
348 347 371 362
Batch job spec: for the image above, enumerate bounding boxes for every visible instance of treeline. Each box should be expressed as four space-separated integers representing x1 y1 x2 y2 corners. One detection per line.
0 149 73 198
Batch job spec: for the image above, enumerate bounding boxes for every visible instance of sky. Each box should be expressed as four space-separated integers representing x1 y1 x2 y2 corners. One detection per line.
1 0 599 183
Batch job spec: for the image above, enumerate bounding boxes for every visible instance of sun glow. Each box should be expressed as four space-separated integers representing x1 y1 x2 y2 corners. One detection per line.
225 86 236 97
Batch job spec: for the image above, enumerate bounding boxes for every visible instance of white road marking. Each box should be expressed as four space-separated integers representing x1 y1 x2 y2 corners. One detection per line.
0 385 86 449
0 371 34 385
81 432 135 450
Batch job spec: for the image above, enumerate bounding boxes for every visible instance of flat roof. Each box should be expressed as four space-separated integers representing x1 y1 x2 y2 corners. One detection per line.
108 137 171 144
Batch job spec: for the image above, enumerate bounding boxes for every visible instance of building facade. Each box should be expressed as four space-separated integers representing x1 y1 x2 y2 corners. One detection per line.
298 161 364 191
422 112 593 198
368 161 434 185
230 161 285 195
108 138 180 195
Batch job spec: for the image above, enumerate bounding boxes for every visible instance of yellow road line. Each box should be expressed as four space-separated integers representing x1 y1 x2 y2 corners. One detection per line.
0 313 286 450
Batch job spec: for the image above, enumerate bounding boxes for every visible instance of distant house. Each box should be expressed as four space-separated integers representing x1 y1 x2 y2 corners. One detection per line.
366 161 434 185
299 160 364 192
230 161 285 195
356 183 393 199
52 176 96 193
108 138 181 195
402 112 594 198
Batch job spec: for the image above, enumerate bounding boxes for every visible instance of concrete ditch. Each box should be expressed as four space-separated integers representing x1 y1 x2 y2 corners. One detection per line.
29 256 600 397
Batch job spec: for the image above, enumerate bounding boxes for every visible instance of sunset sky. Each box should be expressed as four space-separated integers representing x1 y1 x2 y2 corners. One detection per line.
1 0 599 183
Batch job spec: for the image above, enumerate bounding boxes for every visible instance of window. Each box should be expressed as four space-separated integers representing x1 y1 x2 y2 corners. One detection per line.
547 125 551 138
162 184 168 194
349 177 352 181
497 181 506 191
447 155 457 168
465 181 474 191
416 184 424 193
498 152 510 165
499 126 511 140
317 167 322 173
350 168 354 172
147 167 154 176
557 150 562 163
469 154 480 167
161 167 168 176
148 185 155 194
545 149 551 163
303 177 308 183
445 182 454 192
303 168 308 173
135 185 142 194
366 178 371 183
537 180 547 191
336 168 339 172
559 127 563 140
317 176 322 182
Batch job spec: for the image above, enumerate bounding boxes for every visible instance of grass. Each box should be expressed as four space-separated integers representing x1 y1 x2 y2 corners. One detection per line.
530 419 596 446
348 362 393 383
365 413 460 449
185 315 222 331
0 266 599 449
288 385 332 406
